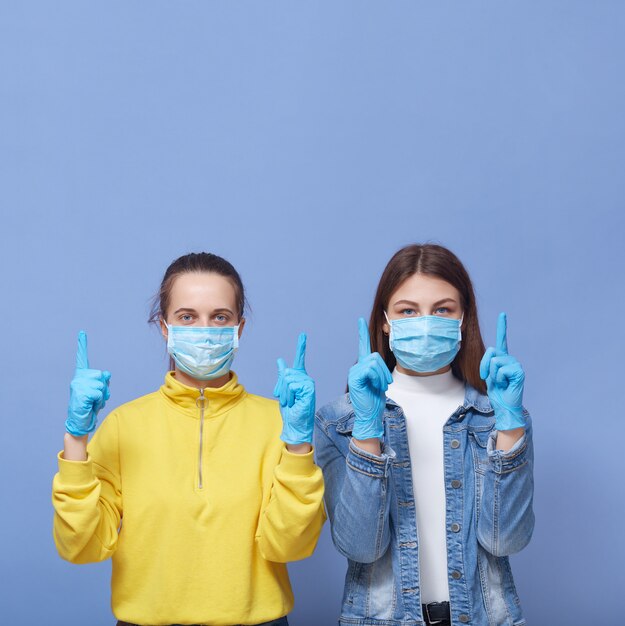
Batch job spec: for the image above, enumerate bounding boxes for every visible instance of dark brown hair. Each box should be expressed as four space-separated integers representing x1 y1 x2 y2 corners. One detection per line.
369 243 486 393
148 252 247 326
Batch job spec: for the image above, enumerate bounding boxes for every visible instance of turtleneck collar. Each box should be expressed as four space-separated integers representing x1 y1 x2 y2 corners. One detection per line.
389 367 464 395
159 370 247 418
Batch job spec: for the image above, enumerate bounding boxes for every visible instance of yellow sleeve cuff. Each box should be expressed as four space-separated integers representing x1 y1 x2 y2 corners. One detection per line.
278 444 317 476
57 451 95 486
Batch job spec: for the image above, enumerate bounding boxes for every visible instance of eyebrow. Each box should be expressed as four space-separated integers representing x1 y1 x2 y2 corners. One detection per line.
172 307 235 315
392 298 458 307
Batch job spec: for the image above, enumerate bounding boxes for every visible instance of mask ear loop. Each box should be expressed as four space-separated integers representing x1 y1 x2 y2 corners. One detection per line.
458 315 464 342
163 320 174 351
383 311 395 352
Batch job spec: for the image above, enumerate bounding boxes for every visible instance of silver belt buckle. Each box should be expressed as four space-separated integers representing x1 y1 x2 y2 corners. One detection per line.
425 603 444 625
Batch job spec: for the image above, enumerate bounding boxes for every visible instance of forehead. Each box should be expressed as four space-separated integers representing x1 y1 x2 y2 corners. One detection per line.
168 272 237 309
389 273 460 304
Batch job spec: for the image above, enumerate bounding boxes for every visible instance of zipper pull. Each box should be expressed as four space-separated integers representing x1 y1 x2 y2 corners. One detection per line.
196 387 207 409
196 388 207 490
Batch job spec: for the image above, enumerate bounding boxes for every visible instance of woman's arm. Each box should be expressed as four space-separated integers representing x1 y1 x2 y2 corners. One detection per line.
477 313 534 555
255 445 326 563
495 428 525 451
312 319 394 563
314 418 392 564
63 433 88 460
476 413 535 557
53 330 121 563
52 414 123 563
257 335 325 562
352 437 381 456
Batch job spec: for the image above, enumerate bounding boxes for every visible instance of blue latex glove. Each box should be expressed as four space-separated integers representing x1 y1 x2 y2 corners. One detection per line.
479 312 526 431
273 333 316 445
65 331 111 437
349 318 393 440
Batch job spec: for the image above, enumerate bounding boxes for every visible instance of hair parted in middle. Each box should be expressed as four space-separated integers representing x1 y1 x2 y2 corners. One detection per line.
368 243 486 393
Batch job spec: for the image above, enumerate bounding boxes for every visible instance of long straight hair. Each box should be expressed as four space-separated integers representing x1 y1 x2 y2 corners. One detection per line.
369 244 486 393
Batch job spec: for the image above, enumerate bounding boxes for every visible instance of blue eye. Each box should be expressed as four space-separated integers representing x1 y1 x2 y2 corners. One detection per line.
401 309 417 316
181 314 193 322
435 307 450 315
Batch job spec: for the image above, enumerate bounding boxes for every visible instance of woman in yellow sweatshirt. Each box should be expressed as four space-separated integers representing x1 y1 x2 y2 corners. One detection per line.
52 252 326 626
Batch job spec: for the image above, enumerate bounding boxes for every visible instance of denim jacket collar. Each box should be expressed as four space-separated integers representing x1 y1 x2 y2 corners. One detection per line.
462 384 495 414
336 383 493 434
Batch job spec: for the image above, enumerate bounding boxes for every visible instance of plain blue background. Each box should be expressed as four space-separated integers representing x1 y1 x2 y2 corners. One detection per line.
1 2 624 625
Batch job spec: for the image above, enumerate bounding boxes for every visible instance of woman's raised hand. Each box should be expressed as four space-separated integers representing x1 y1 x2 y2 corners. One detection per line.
65 331 112 437
479 313 526 431
273 333 316 445
349 318 393 441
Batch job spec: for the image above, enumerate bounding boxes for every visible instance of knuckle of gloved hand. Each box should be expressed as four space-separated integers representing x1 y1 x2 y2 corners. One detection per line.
81 395 94 408
350 366 362 382
372 353 384 367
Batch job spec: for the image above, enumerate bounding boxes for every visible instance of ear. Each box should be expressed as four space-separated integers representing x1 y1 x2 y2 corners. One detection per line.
382 321 390 335
237 318 246 338
160 319 169 341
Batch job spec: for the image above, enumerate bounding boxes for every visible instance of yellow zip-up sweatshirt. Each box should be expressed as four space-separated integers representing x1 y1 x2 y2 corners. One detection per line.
52 371 326 626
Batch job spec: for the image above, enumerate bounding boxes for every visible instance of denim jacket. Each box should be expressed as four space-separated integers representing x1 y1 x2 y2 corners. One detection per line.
314 385 534 626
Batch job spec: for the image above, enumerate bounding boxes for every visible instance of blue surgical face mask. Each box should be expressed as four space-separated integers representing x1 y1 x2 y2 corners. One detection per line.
385 312 463 373
166 322 239 381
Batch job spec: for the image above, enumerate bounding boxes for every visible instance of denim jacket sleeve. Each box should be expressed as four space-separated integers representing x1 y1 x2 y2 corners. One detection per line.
477 411 535 557
314 404 393 564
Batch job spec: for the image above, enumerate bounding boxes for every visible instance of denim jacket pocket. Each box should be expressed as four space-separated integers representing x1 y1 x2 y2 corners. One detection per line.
469 428 491 476
336 414 355 435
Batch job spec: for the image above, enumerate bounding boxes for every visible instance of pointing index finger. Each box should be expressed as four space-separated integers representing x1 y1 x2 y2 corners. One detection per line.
76 330 90 370
292 333 307 371
496 312 508 355
358 317 371 360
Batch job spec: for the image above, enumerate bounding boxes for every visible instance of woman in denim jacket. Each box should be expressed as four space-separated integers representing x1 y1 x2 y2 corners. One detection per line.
315 244 534 626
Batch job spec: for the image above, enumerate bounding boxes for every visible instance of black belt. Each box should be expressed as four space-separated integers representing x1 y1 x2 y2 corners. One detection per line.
422 601 451 624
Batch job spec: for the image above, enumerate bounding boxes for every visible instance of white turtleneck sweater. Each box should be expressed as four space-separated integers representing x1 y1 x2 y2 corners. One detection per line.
386 367 466 604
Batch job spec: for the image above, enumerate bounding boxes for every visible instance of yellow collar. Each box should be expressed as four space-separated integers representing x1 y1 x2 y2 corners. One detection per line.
159 370 247 418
